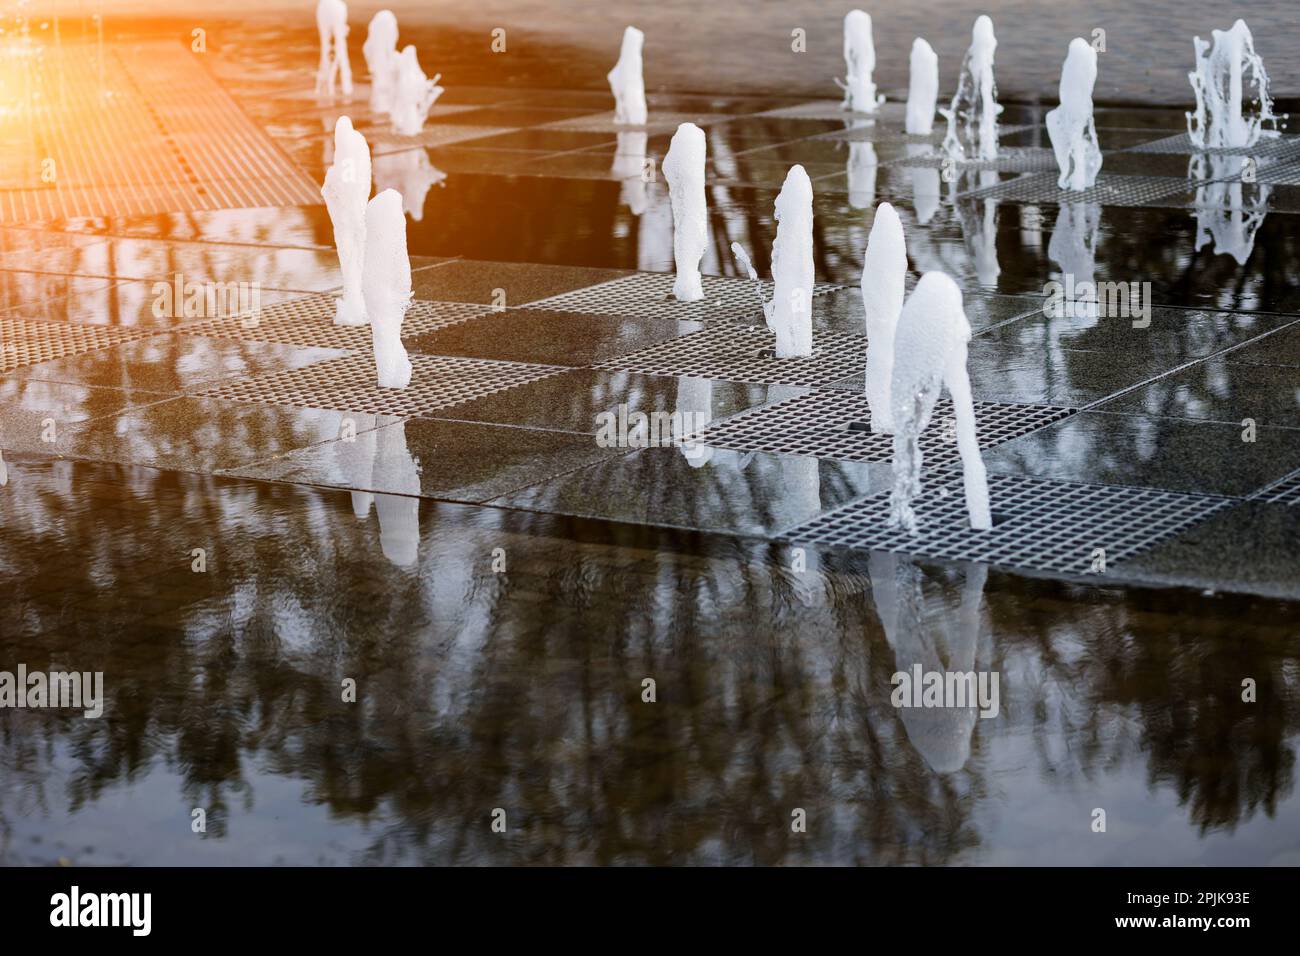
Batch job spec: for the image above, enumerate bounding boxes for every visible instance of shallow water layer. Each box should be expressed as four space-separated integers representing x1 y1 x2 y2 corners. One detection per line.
1 455 1298 866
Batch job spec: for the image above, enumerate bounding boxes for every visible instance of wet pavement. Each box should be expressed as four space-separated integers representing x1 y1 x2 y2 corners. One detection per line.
1 12 1299 865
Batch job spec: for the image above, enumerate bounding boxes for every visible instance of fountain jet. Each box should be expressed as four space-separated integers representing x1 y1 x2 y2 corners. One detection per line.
838 10 884 113
663 123 707 301
315 0 353 99
889 272 990 532
321 117 372 326
608 27 648 125
363 190 414 389
1047 39 1102 191
1188 19 1277 150
940 16 1002 162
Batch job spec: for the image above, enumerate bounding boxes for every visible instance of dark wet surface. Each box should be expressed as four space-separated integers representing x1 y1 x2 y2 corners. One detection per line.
2 11 1300 866
3 455 1300 865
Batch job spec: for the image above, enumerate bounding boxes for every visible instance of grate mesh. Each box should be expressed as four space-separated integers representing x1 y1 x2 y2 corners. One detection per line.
788 472 1233 575
1252 162 1300 186
1126 132 1300 160
596 322 867 386
528 272 843 322
1251 469 1300 506
0 42 321 223
695 390 1074 465
0 315 150 372
195 353 566 417
175 294 490 350
958 171 1190 207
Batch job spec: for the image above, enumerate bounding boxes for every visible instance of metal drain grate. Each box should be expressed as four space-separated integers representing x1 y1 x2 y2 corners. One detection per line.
528 273 844 322
1126 132 1300 160
1251 162 1300 186
1251 469 1300 506
0 316 150 372
887 146 1057 172
695 390 1074 465
195 353 565 417
958 171 1190 207
175 294 490 350
0 42 322 223
596 322 867 386
365 125 514 151
788 472 1233 576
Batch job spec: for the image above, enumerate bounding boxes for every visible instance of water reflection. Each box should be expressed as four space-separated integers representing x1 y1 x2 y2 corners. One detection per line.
374 149 447 221
1190 153 1270 265
1 456 1298 863
1047 201 1103 319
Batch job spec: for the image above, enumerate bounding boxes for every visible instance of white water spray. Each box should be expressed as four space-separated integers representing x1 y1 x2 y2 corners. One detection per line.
1188 19 1276 149
768 165 815 358
838 10 884 113
390 46 443 136
315 0 353 99
608 27 647 125
362 10 400 114
1046 38 1102 191
663 123 707 302
862 202 907 435
888 272 990 532
906 38 938 135
940 16 1002 162
363 189 414 389
321 116 372 326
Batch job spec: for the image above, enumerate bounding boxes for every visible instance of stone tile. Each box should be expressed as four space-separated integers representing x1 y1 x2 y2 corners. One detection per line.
494 445 889 536
404 309 703 366
12 334 348 393
410 259 633 305
981 410 1300 497
1100 357 1300 428
53 396 376 473
426 368 773 434
221 417 627 504
1224 322 1300 367
1118 501 1300 601
0 378 170 453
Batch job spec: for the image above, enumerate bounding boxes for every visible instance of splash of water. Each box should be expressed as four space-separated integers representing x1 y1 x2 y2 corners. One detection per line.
768 166 815 358
315 0 353 99
906 38 938 135
321 116 372 326
663 123 707 301
608 27 648 125
939 15 1002 162
1046 38 1102 191
363 190 414 388
837 10 884 113
861 202 907 434
888 272 991 532
390 46 443 136
362 10 400 115
1187 19 1277 150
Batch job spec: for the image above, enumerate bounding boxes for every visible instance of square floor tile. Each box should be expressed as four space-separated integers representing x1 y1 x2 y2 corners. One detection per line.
13 334 348 393
220 417 628 505
425 368 772 435
195 352 566 417
981 409 1300 497
52 396 376 473
1099 357 1300 428
494 445 889 537
405 309 703 366
411 259 632 305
